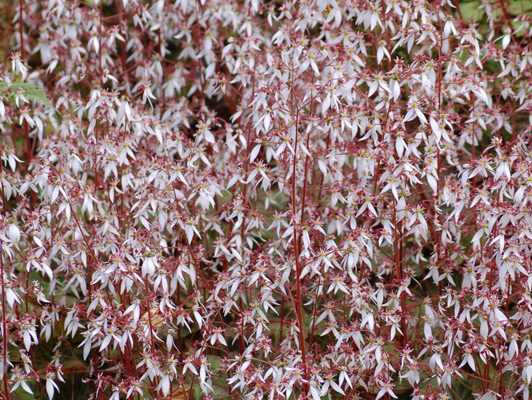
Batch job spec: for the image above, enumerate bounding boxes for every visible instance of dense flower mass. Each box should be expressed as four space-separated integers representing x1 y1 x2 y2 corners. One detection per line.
0 0 530 399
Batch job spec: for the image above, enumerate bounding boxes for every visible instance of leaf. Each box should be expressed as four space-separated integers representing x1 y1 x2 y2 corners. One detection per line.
0 81 51 106
460 1 484 22
509 0 532 15
206 355 222 372
13 387 36 400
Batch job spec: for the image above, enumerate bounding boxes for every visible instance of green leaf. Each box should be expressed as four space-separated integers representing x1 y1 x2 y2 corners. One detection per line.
0 81 51 106
13 386 37 400
460 1 484 22
509 0 532 15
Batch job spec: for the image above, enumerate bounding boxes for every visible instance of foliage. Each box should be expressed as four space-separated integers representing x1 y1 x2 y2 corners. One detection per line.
0 0 530 399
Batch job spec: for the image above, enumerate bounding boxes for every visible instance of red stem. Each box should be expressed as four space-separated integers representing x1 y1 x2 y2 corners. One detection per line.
145 291 155 349
289 73 309 395
238 75 255 354
0 243 10 400
18 0 24 58
435 26 444 289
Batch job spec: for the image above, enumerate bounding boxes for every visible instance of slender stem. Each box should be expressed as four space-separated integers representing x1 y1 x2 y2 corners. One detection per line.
19 0 33 195
497 0 511 23
144 280 155 349
0 243 10 400
289 72 309 394
238 298 244 354
435 26 444 284
98 7 104 85
299 97 314 352
299 95 314 228
279 296 284 342
60 190 96 300
18 0 24 58
238 74 255 354
399 221 406 347
309 289 320 343
393 204 407 348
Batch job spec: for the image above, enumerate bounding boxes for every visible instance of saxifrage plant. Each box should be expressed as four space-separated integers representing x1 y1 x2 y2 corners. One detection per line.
0 0 530 399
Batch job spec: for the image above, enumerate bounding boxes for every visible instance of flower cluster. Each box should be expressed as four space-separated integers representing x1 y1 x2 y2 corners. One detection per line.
0 0 530 399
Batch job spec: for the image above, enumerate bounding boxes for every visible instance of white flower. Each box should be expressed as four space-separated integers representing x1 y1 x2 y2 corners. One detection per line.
6 224 20 243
